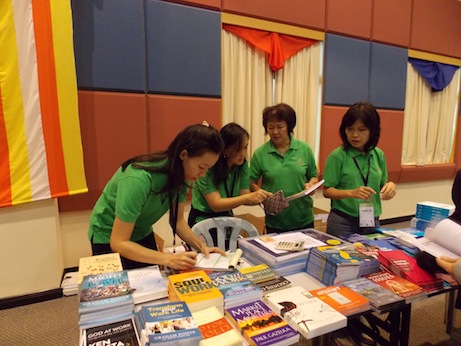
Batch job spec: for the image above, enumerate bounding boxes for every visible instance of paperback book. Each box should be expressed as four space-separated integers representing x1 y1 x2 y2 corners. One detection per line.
309 285 370 316
78 253 123 285
191 306 243 346
264 286 347 339
139 301 203 345
225 300 300 346
194 249 243 272
239 264 291 293
127 265 168 304
82 318 140 346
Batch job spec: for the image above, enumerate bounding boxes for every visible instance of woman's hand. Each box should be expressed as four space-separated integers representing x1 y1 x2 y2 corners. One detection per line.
200 245 226 258
245 189 272 205
166 252 198 271
380 181 396 200
436 256 459 276
349 186 376 201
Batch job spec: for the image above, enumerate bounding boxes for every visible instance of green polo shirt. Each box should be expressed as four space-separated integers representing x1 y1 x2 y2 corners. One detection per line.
323 146 388 217
250 137 318 231
191 161 250 223
88 162 187 244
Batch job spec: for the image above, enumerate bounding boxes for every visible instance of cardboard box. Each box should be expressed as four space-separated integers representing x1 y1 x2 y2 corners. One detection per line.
314 207 329 233
236 213 266 235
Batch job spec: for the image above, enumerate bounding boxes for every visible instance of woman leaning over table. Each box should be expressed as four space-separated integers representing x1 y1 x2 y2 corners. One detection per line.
188 122 271 228
88 122 226 271
250 103 319 233
323 102 396 238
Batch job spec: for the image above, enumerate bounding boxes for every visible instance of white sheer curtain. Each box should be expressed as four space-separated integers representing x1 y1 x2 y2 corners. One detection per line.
402 63 460 165
221 30 323 159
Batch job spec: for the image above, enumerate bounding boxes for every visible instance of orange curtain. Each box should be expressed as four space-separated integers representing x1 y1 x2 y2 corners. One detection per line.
223 24 318 71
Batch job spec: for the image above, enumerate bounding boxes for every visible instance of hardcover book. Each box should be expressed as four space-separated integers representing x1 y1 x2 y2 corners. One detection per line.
139 301 203 345
168 270 224 313
192 306 243 346
83 318 140 346
225 300 299 346
309 285 370 316
78 253 123 284
127 265 168 304
264 286 347 339
365 270 427 303
239 264 291 293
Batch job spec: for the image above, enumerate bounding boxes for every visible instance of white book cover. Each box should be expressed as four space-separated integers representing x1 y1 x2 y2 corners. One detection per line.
127 265 168 304
413 218 461 258
264 286 347 339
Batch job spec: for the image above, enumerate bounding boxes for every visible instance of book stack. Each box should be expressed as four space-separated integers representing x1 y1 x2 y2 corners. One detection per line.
341 277 406 313
306 246 379 286
411 201 455 231
239 264 291 293
365 270 427 303
238 229 346 276
77 253 123 286
82 318 140 346
168 270 224 314
78 270 134 329
225 299 300 346
378 249 444 292
136 301 203 346
208 270 263 309
309 285 370 316
127 265 168 305
191 306 243 346
61 271 78 296
264 286 347 339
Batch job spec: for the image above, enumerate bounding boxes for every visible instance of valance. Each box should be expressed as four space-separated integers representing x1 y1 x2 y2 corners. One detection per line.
409 57 459 91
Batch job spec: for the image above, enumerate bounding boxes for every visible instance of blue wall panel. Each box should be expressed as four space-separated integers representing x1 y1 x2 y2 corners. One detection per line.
145 0 221 96
71 0 145 92
324 34 370 106
369 43 407 110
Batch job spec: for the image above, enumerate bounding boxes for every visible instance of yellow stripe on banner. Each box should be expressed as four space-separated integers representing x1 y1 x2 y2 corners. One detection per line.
0 0 33 204
50 0 88 195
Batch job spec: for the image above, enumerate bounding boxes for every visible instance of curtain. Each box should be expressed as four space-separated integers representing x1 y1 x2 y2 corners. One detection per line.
0 0 87 207
402 63 460 165
222 25 322 159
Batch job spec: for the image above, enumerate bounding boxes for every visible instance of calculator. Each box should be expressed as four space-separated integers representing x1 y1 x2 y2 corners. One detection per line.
275 241 305 252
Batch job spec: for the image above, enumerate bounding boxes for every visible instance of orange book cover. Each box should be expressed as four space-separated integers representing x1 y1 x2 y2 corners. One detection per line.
309 285 369 316
365 270 427 301
168 270 222 305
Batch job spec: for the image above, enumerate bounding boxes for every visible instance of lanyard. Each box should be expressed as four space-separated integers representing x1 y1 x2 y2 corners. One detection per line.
352 155 371 186
224 169 238 197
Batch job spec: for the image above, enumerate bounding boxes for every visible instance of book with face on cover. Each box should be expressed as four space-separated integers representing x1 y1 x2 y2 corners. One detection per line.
309 285 370 316
192 306 243 346
264 286 347 340
78 253 123 285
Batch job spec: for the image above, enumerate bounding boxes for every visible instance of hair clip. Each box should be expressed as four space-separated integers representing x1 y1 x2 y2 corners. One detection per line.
202 120 209 127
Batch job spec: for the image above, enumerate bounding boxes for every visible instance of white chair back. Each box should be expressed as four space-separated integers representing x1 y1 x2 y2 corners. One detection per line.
191 216 259 251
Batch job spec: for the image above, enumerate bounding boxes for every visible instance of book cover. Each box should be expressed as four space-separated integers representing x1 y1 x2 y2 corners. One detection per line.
264 286 347 339
140 301 203 344
127 265 168 304
83 318 140 346
365 270 427 303
78 253 123 284
239 264 291 292
192 306 243 346
79 271 133 313
225 300 299 346
168 270 223 313
309 285 370 316
341 277 405 312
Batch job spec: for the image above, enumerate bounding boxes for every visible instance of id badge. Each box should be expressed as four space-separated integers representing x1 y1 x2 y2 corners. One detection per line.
359 203 375 227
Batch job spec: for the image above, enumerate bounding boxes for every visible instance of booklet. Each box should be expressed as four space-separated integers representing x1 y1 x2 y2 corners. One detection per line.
194 249 243 272
285 179 325 202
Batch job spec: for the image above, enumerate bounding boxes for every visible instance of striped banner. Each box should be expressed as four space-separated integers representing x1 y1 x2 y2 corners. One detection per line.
0 0 87 207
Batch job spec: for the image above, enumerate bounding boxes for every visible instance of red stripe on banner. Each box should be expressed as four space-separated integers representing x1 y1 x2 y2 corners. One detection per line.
32 0 68 195
0 87 13 206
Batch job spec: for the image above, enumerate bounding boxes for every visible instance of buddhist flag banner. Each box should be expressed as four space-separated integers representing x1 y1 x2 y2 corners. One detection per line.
0 0 87 208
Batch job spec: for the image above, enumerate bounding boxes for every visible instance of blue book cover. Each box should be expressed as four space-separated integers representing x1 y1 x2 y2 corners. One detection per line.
140 301 203 344
208 271 262 301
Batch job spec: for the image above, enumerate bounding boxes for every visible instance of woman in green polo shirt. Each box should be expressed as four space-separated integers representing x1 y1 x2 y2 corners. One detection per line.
188 123 271 230
88 123 226 270
250 103 319 233
323 102 396 237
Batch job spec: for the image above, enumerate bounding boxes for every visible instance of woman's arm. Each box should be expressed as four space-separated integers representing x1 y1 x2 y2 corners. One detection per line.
204 189 271 212
323 186 376 201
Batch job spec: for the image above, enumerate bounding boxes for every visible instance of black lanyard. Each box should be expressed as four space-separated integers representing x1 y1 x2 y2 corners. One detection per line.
224 169 238 197
352 156 371 186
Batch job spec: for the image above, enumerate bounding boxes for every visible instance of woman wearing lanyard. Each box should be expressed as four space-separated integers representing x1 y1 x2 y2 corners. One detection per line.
322 102 396 238
188 123 271 230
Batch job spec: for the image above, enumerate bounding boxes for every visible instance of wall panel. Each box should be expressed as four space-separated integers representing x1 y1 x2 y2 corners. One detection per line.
371 0 412 47
326 0 372 39
166 0 221 10
145 0 221 96
71 0 145 92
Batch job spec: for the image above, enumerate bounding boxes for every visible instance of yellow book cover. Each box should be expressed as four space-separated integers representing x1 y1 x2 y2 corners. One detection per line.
192 306 243 346
168 270 223 305
78 253 123 284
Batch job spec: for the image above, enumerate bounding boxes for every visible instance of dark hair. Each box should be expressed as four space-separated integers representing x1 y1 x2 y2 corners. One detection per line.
121 123 224 195
340 102 381 152
450 170 461 223
212 123 249 188
262 103 297 135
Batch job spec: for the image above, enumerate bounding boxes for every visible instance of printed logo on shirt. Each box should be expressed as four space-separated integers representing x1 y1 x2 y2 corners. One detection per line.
297 157 303 166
